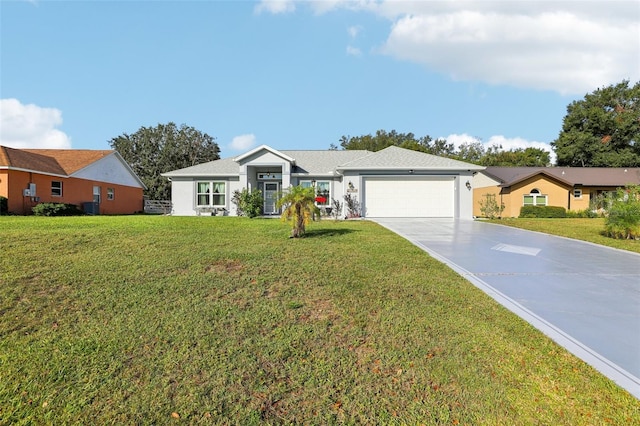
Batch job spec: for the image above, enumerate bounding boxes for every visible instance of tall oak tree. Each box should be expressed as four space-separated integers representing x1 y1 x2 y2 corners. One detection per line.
552 80 640 167
109 122 220 200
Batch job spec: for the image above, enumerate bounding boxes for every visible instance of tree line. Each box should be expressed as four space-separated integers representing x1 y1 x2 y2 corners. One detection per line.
335 130 552 167
110 80 639 200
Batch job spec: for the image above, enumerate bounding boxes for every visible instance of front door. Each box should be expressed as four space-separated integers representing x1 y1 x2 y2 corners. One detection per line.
263 182 279 215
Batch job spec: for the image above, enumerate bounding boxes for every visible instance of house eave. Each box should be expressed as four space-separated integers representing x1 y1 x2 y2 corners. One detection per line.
0 166 68 179
161 172 235 178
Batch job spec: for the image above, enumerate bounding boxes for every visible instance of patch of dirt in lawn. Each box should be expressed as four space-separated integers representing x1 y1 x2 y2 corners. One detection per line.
205 260 244 274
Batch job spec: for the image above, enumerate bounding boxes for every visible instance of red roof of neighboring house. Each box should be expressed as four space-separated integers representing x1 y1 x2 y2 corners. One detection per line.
0 145 114 176
483 167 640 188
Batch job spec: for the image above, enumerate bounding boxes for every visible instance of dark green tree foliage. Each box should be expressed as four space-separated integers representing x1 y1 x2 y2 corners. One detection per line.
110 122 220 200
552 80 640 167
339 130 454 156
480 146 551 166
339 130 550 166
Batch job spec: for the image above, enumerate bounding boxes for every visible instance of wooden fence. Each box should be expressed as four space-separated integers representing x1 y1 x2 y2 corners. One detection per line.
144 200 172 215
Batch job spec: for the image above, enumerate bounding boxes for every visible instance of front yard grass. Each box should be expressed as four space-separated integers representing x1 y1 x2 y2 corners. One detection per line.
492 218 640 254
1 216 638 424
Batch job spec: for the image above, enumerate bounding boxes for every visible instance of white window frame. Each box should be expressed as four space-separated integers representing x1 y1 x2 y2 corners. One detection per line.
301 180 330 207
523 189 547 206
51 181 62 197
196 181 226 207
573 189 582 199
107 188 115 200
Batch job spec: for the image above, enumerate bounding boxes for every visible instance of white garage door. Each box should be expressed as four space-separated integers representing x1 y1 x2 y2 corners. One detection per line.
364 177 455 217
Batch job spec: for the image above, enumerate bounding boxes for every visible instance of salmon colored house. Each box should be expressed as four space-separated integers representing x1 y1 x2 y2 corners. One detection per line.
472 167 640 218
0 146 146 215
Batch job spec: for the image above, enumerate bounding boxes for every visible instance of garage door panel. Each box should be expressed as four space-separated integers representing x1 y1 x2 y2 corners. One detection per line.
364 177 454 218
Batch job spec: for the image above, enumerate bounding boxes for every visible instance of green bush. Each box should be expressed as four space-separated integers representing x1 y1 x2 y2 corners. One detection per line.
479 193 505 219
231 188 263 218
603 185 640 240
566 209 600 218
0 196 7 215
32 203 83 216
519 205 567 218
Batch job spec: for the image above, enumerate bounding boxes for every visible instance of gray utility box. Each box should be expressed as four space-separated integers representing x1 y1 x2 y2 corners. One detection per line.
83 202 100 215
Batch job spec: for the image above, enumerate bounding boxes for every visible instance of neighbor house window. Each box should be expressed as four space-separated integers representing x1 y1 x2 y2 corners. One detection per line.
107 188 114 200
523 188 547 206
301 180 330 206
573 189 582 198
51 181 62 197
196 181 226 206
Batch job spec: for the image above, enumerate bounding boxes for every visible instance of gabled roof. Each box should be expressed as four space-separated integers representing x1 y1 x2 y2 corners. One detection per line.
163 150 371 177
233 145 296 164
483 166 640 187
163 145 485 177
338 145 485 171
0 145 146 188
0 145 114 176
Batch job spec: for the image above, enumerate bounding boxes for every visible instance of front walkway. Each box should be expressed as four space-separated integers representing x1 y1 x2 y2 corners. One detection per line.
372 218 640 399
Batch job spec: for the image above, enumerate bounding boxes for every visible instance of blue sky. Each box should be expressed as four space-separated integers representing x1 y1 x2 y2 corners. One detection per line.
1 0 639 162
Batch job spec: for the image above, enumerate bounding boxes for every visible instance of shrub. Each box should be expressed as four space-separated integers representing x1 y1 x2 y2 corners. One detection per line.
478 193 505 219
566 209 599 218
232 188 263 218
343 193 361 218
519 205 567 218
32 203 83 216
0 196 7 215
330 198 343 220
603 185 640 240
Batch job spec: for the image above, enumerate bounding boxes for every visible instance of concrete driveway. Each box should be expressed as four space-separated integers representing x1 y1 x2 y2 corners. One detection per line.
372 218 640 399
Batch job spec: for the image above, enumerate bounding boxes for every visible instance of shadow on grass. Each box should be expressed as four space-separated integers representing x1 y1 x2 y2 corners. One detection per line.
302 228 355 238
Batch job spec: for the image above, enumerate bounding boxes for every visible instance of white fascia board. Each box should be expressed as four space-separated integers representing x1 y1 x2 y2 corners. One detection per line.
163 173 235 179
112 151 147 189
233 145 296 164
291 172 336 178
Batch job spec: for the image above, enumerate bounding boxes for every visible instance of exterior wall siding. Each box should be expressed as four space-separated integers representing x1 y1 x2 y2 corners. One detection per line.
473 186 502 217
0 169 143 215
472 174 619 218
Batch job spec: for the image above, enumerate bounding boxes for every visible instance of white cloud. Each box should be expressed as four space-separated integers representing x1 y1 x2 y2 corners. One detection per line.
348 25 362 39
445 133 556 164
377 3 640 95
254 0 296 15
346 45 362 56
229 133 257 151
0 98 72 149
272 1 639 95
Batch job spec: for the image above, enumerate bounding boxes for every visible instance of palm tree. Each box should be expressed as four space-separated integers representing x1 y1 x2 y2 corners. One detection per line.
276 185 320 238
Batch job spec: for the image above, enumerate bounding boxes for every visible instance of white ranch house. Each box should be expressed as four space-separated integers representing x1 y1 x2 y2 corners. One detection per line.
162 145 484 219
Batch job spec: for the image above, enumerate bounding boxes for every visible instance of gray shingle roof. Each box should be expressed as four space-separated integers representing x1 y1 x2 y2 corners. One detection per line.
338 146 485 171
162 145 484 177
284 150 371 174
162 158 240 177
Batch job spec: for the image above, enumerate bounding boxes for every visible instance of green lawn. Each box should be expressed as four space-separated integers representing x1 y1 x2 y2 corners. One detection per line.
491 218 640 254
1 216 638 424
